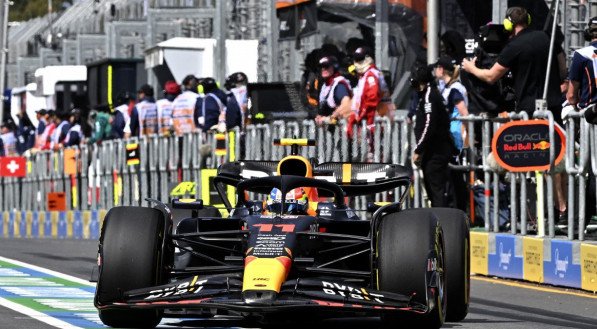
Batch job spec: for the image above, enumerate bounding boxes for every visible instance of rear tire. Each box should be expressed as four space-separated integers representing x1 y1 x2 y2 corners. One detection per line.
95 207 168 328
376 208 446 329
430 207 470 322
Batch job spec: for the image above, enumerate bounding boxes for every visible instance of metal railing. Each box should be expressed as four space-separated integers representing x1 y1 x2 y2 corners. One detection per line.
1 110 596 241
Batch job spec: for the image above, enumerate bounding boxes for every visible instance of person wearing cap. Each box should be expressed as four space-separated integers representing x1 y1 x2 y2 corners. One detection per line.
461 6 561 117
50 111 71 150
132 84 158 137
171 74 201 136
62 109 84 147
156 80 180 136
315 55 352 126
197 77 228 133
348 46 390 141
224 72 248 129
434 55 470 212
411 63 456 208
434 56 470 151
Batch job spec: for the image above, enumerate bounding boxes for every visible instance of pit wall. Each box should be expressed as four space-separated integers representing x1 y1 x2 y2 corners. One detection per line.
470 232 597 293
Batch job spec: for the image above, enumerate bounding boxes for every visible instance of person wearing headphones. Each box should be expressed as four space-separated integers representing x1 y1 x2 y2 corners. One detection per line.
315 55 352 126
411 63 455 208
462 6 561 117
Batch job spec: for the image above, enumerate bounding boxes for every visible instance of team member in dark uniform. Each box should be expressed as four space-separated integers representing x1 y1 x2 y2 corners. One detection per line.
411 64 455 207
462 6 561 117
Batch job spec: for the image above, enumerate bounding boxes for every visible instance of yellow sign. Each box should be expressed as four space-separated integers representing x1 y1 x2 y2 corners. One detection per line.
201 169 235 217
470 232 489 275
523 237 544 283
170 182 196 197
581 243 597 292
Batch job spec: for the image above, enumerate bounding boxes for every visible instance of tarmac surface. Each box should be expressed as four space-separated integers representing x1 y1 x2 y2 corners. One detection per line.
0 238 595 329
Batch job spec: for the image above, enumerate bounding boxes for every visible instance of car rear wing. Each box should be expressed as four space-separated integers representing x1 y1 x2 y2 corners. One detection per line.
215 161 411 200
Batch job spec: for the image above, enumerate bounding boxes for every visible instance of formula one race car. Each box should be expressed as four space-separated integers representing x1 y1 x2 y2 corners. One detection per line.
93 139 470 328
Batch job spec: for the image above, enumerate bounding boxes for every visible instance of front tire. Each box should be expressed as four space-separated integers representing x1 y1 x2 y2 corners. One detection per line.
430 207 470 322
376 209 446 329
95 207 169 328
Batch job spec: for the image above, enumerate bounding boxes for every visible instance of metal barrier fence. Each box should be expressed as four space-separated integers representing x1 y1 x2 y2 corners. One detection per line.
1 111 596 241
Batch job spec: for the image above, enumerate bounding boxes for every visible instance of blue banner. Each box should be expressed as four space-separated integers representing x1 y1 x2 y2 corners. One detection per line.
544 240 582 288
488 234 523 279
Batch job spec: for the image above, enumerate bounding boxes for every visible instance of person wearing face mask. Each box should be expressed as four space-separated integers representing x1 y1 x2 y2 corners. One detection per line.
315 55 352 126
411 63 456 208
348 47 380 138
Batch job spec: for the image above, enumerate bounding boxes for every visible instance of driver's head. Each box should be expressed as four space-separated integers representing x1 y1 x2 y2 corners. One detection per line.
266 188 309 215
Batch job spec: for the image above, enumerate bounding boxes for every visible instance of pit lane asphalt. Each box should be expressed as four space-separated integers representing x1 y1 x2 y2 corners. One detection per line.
0 238 596 329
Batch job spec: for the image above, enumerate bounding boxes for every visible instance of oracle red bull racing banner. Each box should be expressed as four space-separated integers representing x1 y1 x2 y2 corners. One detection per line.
491 120 565 172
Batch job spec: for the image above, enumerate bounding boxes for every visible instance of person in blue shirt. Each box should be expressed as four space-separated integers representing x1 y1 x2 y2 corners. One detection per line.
568 16 597 122
197 77 227 133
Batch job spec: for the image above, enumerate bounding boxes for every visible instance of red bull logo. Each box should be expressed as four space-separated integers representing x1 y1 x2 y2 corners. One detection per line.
533 141 550 150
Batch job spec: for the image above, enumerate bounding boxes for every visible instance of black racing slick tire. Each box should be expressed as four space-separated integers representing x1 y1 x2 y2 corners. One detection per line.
95 207 168 328
430 207 470 322
376 209 446 329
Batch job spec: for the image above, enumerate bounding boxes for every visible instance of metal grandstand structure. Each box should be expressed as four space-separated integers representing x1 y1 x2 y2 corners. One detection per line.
3 1 597 91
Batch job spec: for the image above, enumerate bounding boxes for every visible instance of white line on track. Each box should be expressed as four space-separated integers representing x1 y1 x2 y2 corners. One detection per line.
0 256 95 286
0 297 84 329
0 256 94 329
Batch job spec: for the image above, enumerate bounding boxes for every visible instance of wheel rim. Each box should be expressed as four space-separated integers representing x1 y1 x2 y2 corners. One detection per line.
436 233 447 318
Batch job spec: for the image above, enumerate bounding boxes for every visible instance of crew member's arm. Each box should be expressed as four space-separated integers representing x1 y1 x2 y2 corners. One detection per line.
331 83 352 119
566 53 584 106
461 57 509 84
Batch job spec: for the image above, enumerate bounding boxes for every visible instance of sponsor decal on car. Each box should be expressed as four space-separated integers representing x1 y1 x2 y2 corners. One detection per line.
321 281 385 304
145 276 207 300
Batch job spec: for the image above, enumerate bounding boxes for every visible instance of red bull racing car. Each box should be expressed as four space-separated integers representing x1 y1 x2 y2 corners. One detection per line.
93 139 470 328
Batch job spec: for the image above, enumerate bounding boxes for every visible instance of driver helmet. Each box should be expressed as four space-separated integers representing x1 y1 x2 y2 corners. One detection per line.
266 188 309 215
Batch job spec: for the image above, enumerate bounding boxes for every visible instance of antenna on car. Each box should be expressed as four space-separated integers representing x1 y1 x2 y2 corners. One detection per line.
273 137 316 155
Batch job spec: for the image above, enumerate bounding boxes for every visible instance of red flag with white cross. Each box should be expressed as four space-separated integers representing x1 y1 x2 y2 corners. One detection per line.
0 157 26 177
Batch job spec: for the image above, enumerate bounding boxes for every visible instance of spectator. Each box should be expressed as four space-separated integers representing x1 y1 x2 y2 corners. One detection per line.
0 120 17 156
156 80 180 136
567 17 597 113
461 6 561 118
315 55 352 125
40 110 56 150
197 77 227 133
348 46 382 142
112 92 132 139
411 63 456 207
434 55 470 212
171 74 201 136
135 84 159 136
34 109 47 149
87 105 112 144
63 108 83 147
224 72 249 129
50 111 71 150
15 107 35 154
565 16 597 227
434 56 470 151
